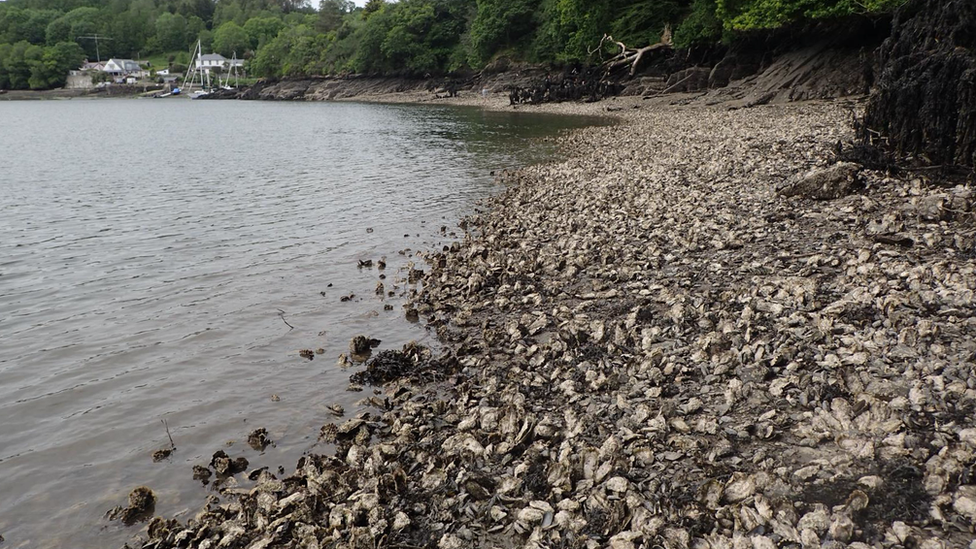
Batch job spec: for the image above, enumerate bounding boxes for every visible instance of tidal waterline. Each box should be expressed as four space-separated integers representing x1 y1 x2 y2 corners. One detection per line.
0 99 609 548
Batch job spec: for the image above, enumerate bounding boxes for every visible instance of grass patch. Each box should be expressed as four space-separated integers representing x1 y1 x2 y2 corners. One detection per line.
139 51 189 71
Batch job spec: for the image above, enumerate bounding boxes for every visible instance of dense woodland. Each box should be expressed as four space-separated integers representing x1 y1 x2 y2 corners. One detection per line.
0 0 906 90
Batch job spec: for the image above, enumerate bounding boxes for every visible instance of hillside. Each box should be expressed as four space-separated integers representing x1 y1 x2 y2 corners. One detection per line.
1 0 904 89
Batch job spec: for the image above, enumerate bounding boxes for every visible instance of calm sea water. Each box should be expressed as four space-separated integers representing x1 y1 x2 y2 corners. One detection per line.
0 98 604 548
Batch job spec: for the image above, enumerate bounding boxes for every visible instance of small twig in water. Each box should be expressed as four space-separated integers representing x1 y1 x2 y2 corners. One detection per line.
276 308 294 330
161 419 176 450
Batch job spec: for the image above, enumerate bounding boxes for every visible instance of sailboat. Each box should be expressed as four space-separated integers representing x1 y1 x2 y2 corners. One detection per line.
182 40 211 99
220 52 242 90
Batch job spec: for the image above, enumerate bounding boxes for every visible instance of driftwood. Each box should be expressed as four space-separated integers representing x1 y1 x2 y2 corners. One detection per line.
593 27 673 78
504 27 672 106
642 71 699 98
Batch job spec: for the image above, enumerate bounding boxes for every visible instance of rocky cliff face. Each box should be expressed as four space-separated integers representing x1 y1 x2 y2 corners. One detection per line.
229 17 888 107
862 0 976 169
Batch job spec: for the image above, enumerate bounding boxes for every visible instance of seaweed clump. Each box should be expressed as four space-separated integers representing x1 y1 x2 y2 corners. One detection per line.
350 342 444 385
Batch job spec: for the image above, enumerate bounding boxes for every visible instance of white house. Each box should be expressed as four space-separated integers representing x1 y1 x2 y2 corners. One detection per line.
103 58 147 78
196 53 226 74
195 53 245 74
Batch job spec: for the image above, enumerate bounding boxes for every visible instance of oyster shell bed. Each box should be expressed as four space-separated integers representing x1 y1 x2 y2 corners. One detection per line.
129 101 976 549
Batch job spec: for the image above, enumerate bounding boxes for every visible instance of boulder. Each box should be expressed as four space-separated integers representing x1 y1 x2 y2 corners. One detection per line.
777 162 862 200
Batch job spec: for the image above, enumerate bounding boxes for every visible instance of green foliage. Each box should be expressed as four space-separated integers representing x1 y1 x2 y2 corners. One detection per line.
108 9 153 55
244 16 285 49
213 21 250 56
362 0 384 20
0 41 34 88
0 0 912 89
0 38 82 89
716 0 907 31
317 0 352 32
198 27 213 51
43 7 100 47
150 12 190 52
534 0 612 63
250 22 326 76
347 3 391 72
610 0 683 46
673 0 722 46
345 0 469 75
29 39 84 87
468 0 537 67
0 43 10 87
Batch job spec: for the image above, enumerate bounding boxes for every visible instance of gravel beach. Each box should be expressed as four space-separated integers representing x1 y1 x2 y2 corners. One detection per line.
127 98 976 549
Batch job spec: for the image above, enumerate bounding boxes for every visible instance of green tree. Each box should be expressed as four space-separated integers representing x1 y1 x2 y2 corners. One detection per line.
715 0 907 31
534 0 611 63
28 40 83 88
198 28 214 51
44 16 71 45
243 16 284 48
2 40 37 88
50 6 104 57
0 8 30 43
0 0 917 83
468 0 538 67
362 0 384 20
250 22 323 76
174 0 216 23
609 0 684 47
673 0 721 46
0 42 12 88
275 0 312 14
213 1 246 27
109 10 153 57
213 21 250 56
317 0 353 32
2 7 61 44
318 18 358 72
151 12 189 52
22 41 44 87
185 15 206 45
349 2 391 71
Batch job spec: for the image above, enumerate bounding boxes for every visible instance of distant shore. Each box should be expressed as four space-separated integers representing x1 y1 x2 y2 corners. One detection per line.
0 88 95 100
0 84 164 100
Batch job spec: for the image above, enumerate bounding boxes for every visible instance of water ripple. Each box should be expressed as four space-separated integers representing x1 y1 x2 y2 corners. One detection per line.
0 99 606 548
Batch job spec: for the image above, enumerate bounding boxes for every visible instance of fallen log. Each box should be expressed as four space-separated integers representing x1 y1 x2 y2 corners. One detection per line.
594 27 673 78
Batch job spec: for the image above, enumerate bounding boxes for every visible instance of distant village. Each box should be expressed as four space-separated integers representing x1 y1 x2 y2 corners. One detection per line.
65 53 244 90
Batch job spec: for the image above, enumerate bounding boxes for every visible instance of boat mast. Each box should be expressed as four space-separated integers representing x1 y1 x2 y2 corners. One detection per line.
227 52 240 88
181 40 202 92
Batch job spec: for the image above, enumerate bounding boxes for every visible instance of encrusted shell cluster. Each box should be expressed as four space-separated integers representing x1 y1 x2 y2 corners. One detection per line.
131 101 976 549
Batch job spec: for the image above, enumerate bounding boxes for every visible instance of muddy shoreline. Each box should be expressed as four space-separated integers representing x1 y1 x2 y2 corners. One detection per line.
0 84 164 100
109 92 976 549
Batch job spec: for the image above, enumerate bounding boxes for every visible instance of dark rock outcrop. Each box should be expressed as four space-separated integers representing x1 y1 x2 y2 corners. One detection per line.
862 0 976 168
